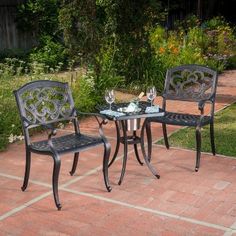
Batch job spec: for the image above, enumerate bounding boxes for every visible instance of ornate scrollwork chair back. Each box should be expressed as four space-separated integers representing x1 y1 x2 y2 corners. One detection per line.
147 64 218 171
15 80 77 138
164 65 218 103
14 80 111 210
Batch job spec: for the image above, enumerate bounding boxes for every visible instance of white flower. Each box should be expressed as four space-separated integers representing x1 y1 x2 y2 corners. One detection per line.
8 134 14 143
18 135 24 141
58 123 65 129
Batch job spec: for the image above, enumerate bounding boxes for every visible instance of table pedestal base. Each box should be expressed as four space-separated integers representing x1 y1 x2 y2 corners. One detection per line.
109 119 160 185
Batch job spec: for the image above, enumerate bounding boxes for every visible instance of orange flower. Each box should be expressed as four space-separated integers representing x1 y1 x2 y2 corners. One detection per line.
159 47 165 54
172 47 179 54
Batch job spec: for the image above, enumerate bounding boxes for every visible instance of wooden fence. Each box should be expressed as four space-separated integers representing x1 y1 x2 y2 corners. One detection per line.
0 5 36 51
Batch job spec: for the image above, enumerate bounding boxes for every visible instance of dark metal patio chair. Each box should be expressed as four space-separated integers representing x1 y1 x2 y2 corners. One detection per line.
14 80 111 210
146 64 218 171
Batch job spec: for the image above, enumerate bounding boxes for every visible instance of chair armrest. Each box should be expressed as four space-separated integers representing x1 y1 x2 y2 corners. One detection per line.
76 111 107 119
75 109 109 144
76 110 108 125
198 97 214 114
22 116 58 151
22 116 57 134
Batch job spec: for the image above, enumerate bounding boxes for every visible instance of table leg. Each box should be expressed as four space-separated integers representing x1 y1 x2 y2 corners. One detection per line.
133 131 144 166
118 120 128 185
140 119 160 179
146 121 152 162
108 121 121 167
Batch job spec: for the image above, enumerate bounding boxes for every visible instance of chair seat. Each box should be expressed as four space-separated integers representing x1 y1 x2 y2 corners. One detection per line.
147 112 212 127
30 133 103 154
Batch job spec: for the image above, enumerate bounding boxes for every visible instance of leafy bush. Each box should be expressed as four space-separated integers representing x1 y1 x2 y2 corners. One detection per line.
29 36 66 69
0 58 26 77
149 26 205 74
72 71 98 112
0 49 28 62
72 66 124 112
149 16 236 75
59 0 165 89
227 55 236 69
203 17 236 70
17 0 60 38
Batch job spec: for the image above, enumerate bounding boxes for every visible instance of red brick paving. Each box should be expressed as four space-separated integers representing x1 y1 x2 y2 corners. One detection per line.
0 70 236 235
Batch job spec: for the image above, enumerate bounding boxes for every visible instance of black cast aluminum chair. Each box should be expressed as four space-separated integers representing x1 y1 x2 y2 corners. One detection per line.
146 64 218 171
14 80 111 210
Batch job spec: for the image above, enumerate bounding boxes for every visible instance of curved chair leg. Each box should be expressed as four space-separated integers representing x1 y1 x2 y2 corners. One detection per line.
21 149 31 191
103 142 112 192
195 127 202 172
210 122 216 155
162 123 169 149
146 121 152 162
70 152 79 176
52 154 62 210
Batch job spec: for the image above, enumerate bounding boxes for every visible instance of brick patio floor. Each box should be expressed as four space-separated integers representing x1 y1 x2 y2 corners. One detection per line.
0 70 236 236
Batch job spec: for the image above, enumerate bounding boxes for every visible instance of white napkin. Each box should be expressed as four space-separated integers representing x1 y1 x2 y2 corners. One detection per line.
145 105 160 113
100 110 125 117
126 102 138 112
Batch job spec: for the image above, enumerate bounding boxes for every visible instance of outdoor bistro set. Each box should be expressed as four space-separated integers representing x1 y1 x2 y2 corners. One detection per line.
14 64 218 210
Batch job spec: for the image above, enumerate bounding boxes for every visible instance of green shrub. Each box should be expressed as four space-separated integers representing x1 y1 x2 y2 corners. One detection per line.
149 16 236 75
72 66 124 112
72 69 98 112
0 58 26 77
227 55 236 69
203 17 236 71
0 49 28 62
29 36 66 69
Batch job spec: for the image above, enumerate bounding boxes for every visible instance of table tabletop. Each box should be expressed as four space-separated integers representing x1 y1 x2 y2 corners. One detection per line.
97 101 164 121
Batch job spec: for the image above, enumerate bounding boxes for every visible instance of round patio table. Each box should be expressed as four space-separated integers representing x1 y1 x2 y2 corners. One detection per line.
98 101 164 185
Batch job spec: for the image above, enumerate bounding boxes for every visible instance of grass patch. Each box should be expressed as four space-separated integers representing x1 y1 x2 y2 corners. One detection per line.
157 103 236 157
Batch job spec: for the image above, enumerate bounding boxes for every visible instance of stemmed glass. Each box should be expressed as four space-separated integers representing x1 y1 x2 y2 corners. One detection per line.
146 86 157 107
105 89 115 110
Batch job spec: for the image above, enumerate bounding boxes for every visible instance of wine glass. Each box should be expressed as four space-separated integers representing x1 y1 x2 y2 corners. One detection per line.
146 86 157 106
105 89 115 110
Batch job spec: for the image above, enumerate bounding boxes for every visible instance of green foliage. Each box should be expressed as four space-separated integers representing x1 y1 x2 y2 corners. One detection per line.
59 0 104 65
59 0 166 87
0 58 26 77
16 0 67 71
227 55 236 69
17 0 60 38
72 66 124 112
0 49 28 62
203 17 236 70
149 16 236 74
72 70 98 112
29 36 66 69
